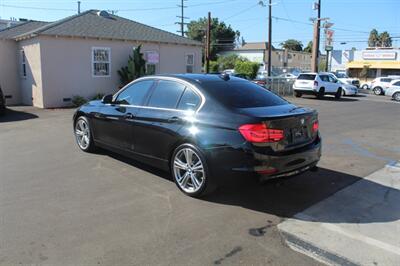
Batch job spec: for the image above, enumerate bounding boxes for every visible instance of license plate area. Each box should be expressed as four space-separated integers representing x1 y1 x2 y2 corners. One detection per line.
291 126 309 144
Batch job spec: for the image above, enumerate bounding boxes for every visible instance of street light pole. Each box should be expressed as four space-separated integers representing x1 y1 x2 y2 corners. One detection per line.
267 0 272 77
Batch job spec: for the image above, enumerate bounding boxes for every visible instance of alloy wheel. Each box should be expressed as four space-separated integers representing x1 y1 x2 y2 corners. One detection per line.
394 92 400 102
75 118 91 150
173 148 205 193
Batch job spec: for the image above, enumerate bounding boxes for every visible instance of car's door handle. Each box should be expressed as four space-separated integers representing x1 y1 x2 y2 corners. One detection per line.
168 116 181 123
124 113 134 119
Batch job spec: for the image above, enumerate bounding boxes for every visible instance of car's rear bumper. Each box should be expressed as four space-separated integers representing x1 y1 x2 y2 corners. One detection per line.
205 135 322 182
293 88 318 95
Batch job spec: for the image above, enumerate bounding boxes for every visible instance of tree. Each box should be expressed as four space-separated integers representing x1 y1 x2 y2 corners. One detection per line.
280 39 303 51
379 31 392 47
368 29 392 47
303 41 313 53
318 59 326 72
368 29 379 47
117 45 146 86
217 54 247 70
186 17 240 60
360 65 370 81
234 61 259 80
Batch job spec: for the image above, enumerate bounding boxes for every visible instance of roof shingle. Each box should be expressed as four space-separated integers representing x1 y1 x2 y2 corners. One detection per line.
11 10 201 46
0 21 49 39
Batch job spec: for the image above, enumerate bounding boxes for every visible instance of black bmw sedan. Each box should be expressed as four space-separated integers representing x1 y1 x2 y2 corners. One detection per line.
73 74 321 197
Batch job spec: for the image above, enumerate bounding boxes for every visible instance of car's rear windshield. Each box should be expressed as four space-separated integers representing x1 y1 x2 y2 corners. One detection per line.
203 80 287 108
297 74 316 80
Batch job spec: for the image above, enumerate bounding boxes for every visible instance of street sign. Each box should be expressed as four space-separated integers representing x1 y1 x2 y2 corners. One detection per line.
325 29 334 51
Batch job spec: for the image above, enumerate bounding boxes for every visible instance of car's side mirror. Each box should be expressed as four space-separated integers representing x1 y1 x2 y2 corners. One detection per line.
102 94 113 104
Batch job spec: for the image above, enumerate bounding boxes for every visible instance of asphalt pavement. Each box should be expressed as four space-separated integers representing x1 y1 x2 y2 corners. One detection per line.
0 93 399 265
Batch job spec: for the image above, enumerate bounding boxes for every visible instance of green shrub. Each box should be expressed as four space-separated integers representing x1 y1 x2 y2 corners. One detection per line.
72 95 87 107
91 93 105 101
234 61 259 80
209 61 220 73
217 54 247 70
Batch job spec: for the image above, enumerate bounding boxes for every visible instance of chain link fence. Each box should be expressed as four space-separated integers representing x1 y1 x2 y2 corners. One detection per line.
266 77 296 96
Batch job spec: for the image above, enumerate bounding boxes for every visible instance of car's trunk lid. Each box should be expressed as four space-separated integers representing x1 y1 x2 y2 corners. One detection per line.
238 104 318 151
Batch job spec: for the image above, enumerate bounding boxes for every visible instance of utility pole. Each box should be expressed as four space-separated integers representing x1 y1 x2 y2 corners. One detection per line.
267 0 272 77
77 1 81 14
176 0 188 37
311 0 321 72
205 12 211 73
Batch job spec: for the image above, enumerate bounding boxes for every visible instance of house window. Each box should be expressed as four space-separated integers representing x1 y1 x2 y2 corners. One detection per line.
185 53 194 73
21 50 26 78
92 47 110 77
145 51 159 75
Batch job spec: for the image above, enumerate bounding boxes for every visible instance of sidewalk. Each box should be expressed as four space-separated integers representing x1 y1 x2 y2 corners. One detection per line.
278 162 400 266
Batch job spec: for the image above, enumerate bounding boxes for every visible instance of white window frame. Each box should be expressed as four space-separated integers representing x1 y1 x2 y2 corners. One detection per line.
20 49 26 78
92 47 111 78
144 50 159 75
185 53 195 73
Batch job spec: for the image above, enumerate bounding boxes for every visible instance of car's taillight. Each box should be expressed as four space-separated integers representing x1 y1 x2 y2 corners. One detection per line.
314 81 318 87
312 120 319 133
239 123 284 143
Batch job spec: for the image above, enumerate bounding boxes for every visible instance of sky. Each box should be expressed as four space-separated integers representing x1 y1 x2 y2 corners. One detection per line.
1 0 399 51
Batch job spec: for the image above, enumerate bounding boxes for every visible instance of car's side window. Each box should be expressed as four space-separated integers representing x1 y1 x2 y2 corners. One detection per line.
147 80 186 109
114 80 154 105
328 76 337 83
177 88 201 111
320 75 329 82
394 81 400 86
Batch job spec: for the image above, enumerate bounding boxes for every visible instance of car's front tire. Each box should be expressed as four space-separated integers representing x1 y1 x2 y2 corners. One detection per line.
317 87 325 99
335 88 342 99
362 84 368 90
74 116 96 152
373 87 383 95
393 92 400 102
171 144 215 197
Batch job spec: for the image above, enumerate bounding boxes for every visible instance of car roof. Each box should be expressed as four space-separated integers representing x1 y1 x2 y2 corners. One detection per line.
148 73 246 84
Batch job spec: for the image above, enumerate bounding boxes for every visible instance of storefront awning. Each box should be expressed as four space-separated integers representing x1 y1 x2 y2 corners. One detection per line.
347 61 400 69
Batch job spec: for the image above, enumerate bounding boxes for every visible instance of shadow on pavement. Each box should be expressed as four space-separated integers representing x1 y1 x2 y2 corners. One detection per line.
301 96 359 102
0 108 38 123
100 150 400 224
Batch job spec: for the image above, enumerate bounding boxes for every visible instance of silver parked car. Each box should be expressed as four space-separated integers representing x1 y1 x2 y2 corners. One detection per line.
385 80 400 102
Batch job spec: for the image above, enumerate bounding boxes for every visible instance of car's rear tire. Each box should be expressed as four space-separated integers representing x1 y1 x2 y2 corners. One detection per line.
294 91 302 98
171 143 215 198
373 87 383 95
362 84 368 90
317 87 325 99
74 116 96 152
335 88 342 99
342 88 346 96
393 92 400 102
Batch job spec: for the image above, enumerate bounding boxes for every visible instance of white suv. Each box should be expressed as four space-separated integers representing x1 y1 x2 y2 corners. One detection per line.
293 72 343 99
371 77 395 95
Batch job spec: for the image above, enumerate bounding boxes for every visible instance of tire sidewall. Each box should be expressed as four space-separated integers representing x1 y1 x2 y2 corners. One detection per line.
394 92 400 102
374 87 382 95
74 116 95 152
170 143 210 197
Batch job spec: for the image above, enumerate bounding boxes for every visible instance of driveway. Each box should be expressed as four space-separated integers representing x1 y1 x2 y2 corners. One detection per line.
0 94 399 265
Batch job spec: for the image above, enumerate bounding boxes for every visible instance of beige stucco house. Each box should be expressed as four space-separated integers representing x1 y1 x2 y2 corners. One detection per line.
222 42 315 73
0 10 202 108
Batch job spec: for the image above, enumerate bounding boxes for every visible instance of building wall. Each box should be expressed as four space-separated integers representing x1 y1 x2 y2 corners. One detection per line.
18 38 44 107
0 40 20 105
37 36 201 108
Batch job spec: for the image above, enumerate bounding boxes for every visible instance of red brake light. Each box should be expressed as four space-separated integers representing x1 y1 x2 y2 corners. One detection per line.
239 123 284 143
312 120 319 133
